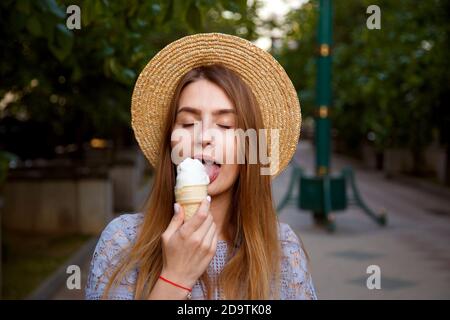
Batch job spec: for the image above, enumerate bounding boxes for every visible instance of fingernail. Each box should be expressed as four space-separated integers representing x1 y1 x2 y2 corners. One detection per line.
206 196 211 203
174 203 180 214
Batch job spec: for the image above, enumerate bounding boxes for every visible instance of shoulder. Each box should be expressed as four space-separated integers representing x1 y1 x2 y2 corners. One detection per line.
278 222 302 246
93 212 144 265
277 222 309 266
85 213 144 300
276 222 318 299
98 212 144 247
277 222 297 242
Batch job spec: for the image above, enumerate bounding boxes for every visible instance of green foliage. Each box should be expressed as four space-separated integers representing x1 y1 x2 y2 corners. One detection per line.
0 0 258 158
279 0 449 174
2 230 91 299
277 1 318 120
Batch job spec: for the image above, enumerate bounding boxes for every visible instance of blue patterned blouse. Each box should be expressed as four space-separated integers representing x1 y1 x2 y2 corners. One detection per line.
85 213 317 300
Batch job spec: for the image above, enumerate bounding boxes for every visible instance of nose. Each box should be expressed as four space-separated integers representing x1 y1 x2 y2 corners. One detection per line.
200 120 213 148
192 119 213 151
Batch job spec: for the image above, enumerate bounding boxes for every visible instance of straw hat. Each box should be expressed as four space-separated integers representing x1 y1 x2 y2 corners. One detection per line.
131 33 301 177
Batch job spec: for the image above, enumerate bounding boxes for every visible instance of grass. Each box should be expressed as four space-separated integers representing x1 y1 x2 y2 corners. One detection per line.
1 230 91 299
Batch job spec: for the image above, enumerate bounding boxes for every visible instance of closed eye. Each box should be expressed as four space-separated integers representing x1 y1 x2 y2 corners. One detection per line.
218 124 231 129
182 123 194 128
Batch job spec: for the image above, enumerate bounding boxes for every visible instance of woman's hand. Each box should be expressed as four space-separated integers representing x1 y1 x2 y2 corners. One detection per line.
160 196 218 290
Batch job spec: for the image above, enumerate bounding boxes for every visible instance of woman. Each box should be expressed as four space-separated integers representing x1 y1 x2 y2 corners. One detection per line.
85 33 317 300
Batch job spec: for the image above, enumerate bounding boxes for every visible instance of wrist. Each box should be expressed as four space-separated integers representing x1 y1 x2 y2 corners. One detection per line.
160 269 195 291
158 271 194 300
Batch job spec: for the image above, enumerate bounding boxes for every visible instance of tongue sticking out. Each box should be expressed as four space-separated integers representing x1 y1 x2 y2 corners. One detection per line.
204 162 220 183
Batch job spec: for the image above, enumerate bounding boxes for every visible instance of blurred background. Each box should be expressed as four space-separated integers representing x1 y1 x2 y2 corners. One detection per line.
0 0 449 299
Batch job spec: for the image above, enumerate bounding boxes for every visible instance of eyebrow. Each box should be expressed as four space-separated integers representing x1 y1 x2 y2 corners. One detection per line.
177 106 236 116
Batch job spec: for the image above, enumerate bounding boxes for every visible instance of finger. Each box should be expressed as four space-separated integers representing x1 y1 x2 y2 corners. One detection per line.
192 214 214 241
163 203 185 238
201 221 216 246
179 196 210 236
208 229 218 256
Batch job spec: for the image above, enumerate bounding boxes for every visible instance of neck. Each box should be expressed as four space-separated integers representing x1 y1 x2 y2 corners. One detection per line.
210 188 233 242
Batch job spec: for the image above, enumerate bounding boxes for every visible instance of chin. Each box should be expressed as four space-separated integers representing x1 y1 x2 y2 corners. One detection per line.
207 164 239 196
207 179 221 196
207 176 229 196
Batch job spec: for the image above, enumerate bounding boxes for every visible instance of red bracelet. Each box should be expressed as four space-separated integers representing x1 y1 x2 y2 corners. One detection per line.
159 275 192 292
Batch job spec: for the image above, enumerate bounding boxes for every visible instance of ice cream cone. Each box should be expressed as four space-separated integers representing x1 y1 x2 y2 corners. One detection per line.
175 184 208 221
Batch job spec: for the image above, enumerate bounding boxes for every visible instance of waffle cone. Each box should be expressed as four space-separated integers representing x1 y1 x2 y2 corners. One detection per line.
175 184 208 221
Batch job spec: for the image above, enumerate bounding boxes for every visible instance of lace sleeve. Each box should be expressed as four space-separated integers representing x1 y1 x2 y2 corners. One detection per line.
85 214 140 300
279 223 318 300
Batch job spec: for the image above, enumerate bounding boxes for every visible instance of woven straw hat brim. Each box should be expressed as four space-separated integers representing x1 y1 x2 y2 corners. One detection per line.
131 33 301 178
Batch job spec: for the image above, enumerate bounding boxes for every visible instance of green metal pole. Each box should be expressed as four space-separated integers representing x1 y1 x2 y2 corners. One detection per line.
284 0 377 231
315 0 333 176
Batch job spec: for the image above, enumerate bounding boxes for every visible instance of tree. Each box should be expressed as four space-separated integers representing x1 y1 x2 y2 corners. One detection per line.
279 0 450 181
0 0 259 161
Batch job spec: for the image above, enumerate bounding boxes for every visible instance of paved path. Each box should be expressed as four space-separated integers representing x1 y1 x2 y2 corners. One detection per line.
275 142 450 299
51 141 450 299
50 256 91 300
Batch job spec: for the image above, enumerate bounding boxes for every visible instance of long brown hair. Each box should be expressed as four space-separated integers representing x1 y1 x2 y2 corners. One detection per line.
104 64 281 299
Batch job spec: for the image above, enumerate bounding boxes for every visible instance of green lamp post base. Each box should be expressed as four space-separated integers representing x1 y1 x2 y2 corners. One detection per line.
276 163 388 232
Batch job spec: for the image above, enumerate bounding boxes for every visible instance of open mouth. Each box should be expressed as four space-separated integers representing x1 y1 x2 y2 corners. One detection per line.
199 158 221 183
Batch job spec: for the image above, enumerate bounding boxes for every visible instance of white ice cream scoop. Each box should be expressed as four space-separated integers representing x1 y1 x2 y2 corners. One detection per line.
175 158 210 189
175 158 210 221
